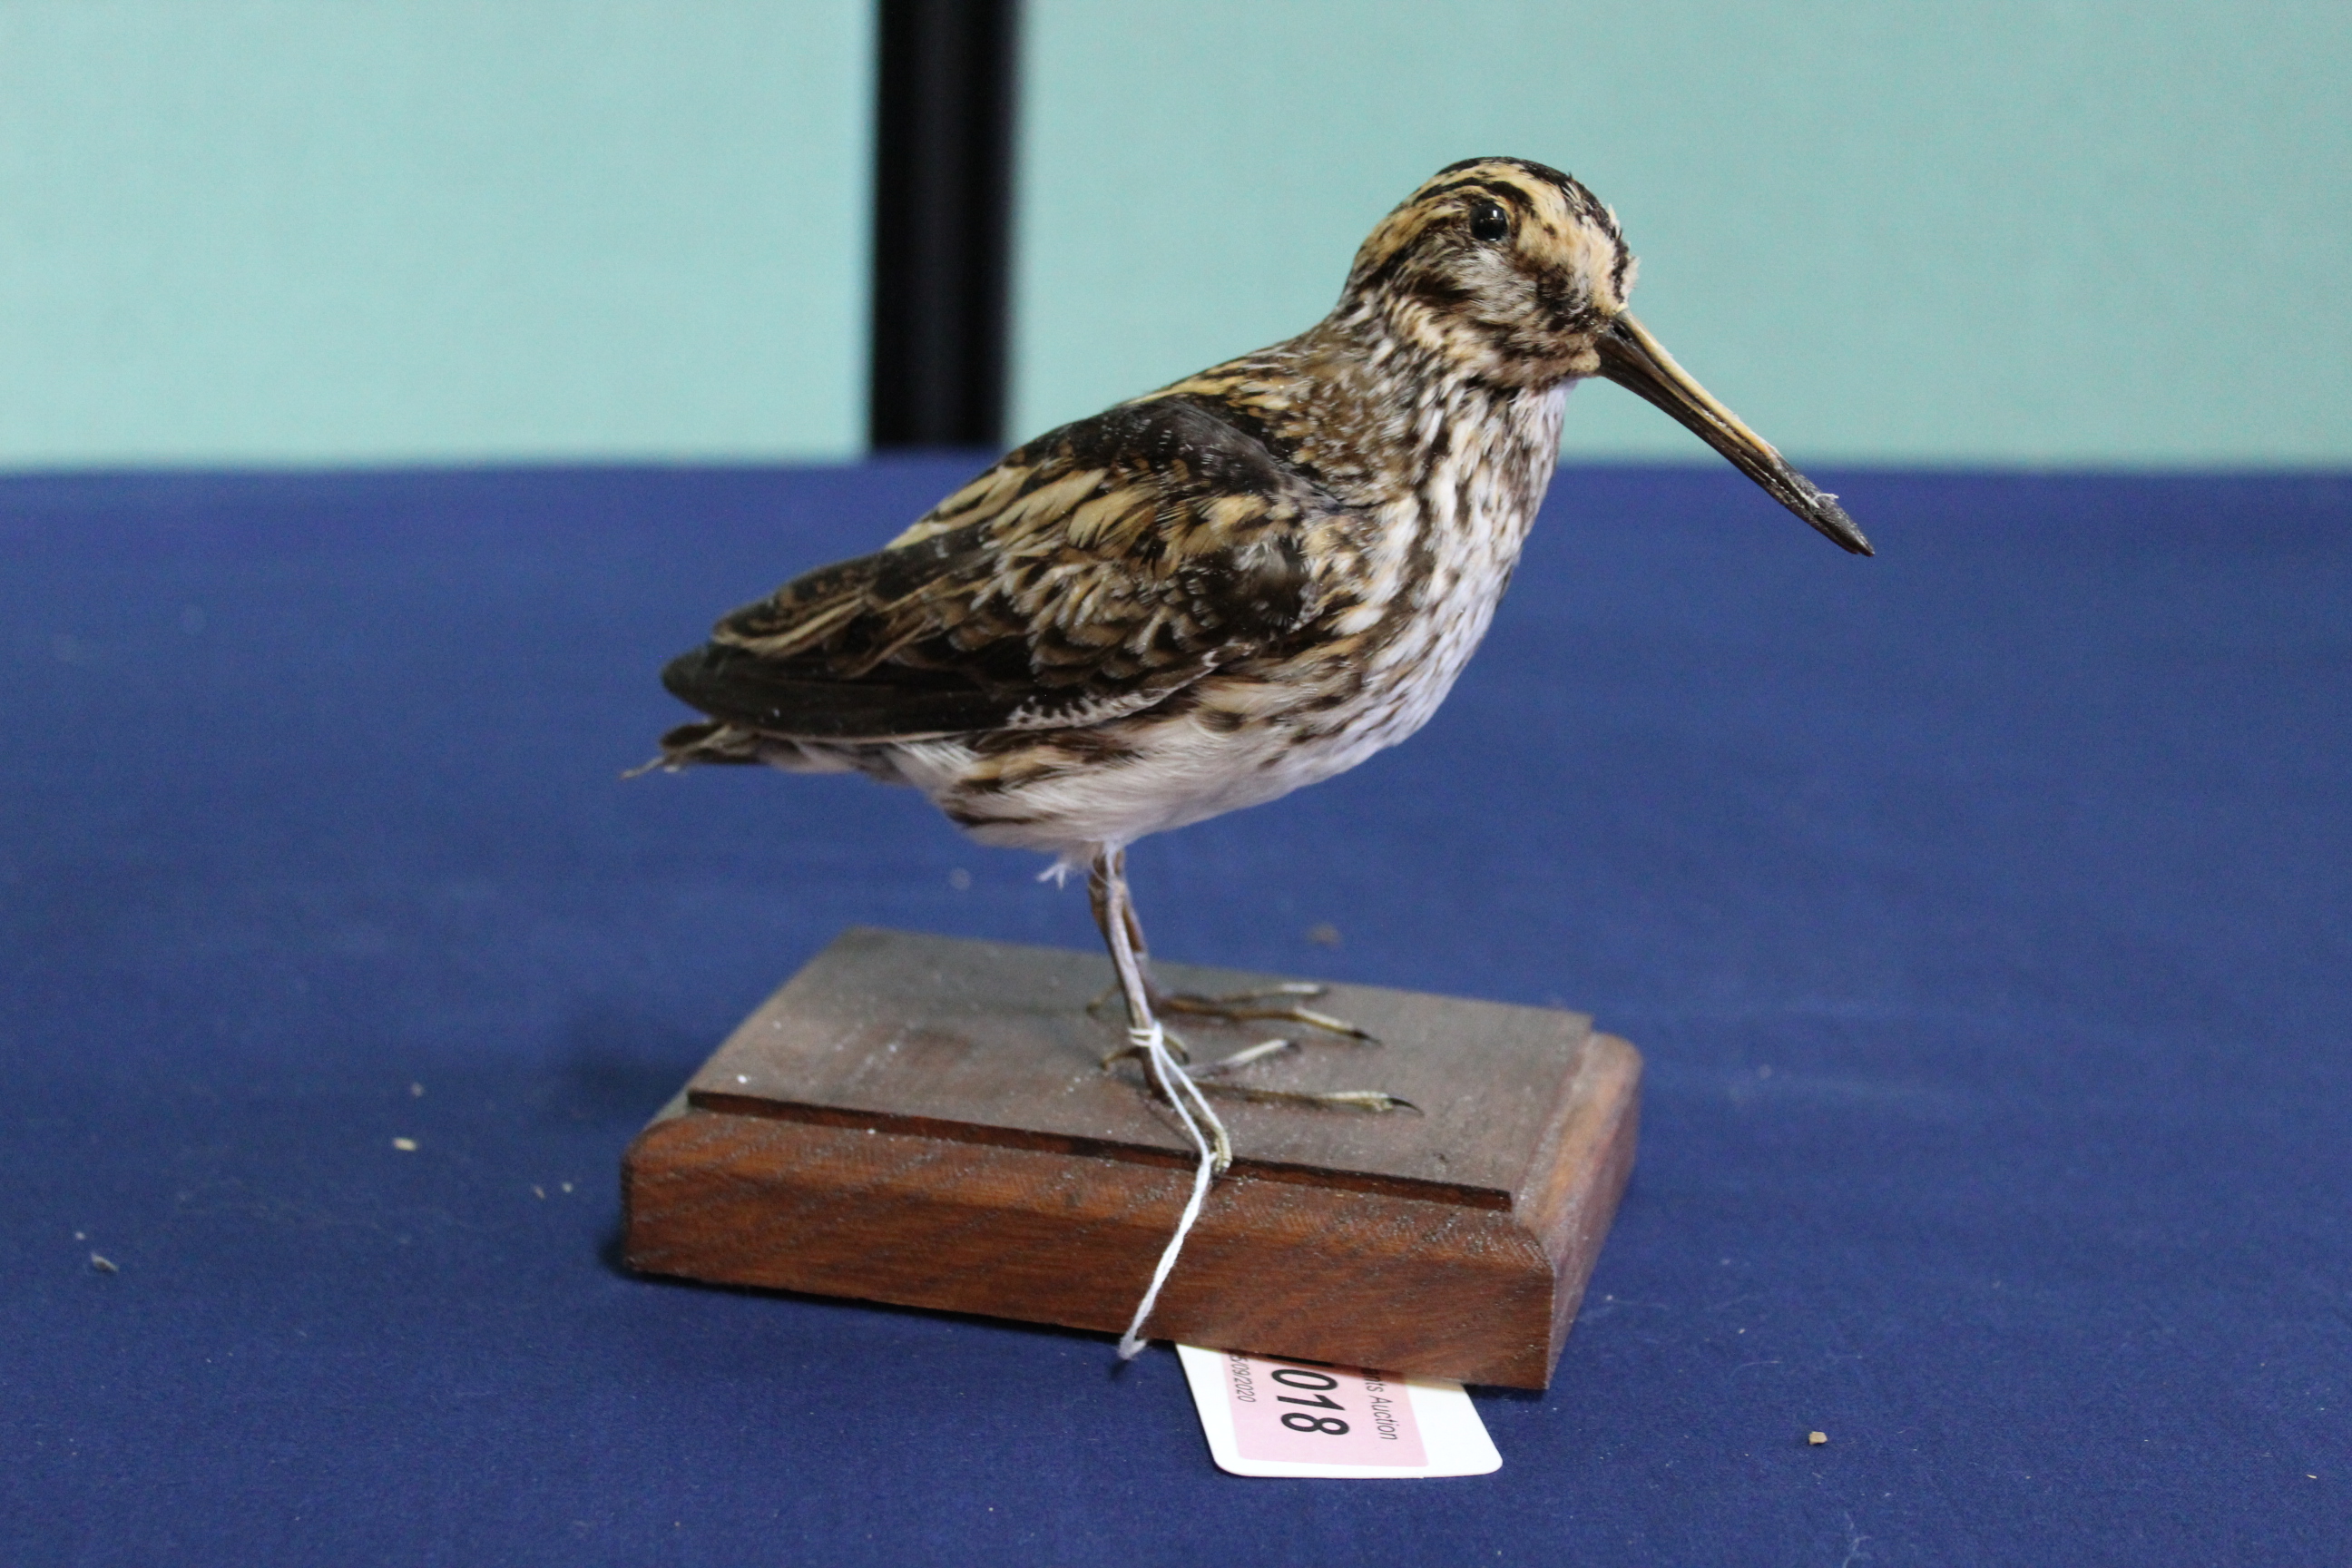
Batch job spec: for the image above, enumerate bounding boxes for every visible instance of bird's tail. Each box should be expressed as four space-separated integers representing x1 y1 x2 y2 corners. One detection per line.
621 720 770 779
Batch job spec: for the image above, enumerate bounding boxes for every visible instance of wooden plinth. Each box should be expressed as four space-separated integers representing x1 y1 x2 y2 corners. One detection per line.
622 926 1640 1389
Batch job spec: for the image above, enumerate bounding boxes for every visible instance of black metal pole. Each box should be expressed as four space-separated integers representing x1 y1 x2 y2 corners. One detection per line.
868 0 1018 450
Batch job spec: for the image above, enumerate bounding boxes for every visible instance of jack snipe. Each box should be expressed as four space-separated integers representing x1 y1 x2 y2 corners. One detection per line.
651 157 1870 1350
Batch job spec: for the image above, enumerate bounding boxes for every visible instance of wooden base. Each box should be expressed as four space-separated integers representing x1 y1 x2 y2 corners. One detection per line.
622 927 1640 1388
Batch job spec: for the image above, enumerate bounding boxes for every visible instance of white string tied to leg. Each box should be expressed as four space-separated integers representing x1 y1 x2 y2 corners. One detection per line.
1115 1018 1231 1361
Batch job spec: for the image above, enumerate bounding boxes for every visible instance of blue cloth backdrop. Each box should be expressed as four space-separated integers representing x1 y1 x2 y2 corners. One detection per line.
3 462 2345 1564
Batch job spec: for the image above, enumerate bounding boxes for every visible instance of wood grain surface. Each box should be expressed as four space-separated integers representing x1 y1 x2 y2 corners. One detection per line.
623 927 1640 1387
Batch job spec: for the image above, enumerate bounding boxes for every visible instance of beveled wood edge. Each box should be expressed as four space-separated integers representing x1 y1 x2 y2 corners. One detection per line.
619 1108 1566 1387
681 1087 1517 1210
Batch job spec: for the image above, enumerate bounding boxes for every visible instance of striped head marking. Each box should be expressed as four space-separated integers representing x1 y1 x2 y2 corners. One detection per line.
1342 157 1639 385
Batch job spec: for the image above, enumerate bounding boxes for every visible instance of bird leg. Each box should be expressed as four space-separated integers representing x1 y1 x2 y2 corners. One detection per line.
1083 861 1376 1044
1087 846 1230 1171
1087 844 1231 1361
1086 849 1412 1114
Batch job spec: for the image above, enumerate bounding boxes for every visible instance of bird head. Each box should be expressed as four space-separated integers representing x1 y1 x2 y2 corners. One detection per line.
1344 157 1872 554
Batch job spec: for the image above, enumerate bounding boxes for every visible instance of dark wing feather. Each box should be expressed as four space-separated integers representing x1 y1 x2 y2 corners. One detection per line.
662 399 1333 741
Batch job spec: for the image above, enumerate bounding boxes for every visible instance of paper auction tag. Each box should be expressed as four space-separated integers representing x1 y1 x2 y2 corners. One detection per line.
1175 1344 1501 1478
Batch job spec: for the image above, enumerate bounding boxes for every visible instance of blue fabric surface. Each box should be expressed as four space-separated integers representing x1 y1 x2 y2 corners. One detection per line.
3 462 2345 1565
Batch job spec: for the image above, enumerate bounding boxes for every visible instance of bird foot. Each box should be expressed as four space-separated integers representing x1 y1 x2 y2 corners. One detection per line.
1102 1032 1413 1120
1158 985 1378 1044
1089 981 1378 1044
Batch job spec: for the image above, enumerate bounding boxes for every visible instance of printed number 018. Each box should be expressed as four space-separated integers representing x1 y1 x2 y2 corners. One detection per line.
1280 1412 1350 1435
1270 1367 1350 1436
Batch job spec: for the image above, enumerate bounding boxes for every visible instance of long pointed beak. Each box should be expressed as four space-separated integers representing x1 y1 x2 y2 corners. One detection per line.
1595 312 1872 555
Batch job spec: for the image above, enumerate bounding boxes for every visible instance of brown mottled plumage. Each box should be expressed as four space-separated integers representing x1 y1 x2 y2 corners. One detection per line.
659 158 1863 864
651 160 1870 1343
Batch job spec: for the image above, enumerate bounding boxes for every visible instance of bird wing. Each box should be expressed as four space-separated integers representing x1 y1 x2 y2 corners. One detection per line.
661 398 1334 742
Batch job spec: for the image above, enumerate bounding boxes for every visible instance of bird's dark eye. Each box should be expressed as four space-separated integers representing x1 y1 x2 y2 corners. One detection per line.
1468 200 1511 242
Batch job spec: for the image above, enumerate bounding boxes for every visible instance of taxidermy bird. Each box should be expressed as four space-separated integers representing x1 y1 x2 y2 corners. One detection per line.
650 157 1870 1350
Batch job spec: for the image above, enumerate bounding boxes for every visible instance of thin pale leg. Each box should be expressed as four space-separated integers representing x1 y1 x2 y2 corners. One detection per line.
1088 844 1230 1360
1088 847 1230 1170
1090 851 1413 1114
1083 862 1376 1044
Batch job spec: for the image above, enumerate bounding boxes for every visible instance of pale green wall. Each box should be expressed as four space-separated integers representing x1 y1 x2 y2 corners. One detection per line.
1014 1 2350 466
0 0 871 467
3 2 2345 469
